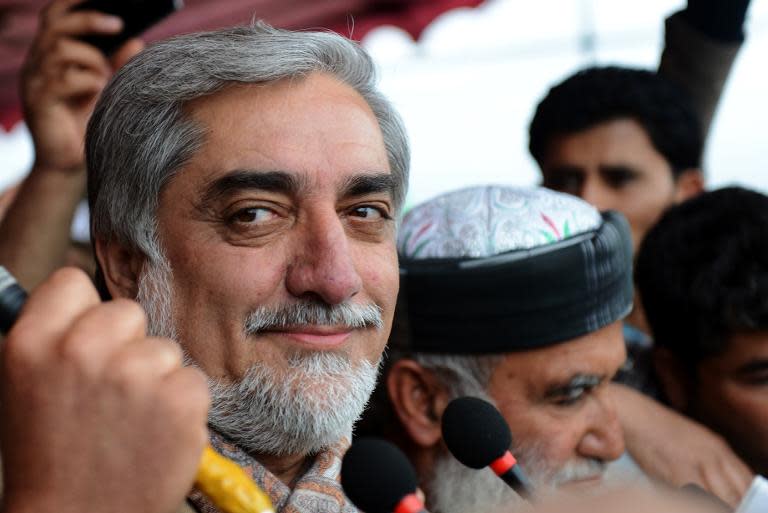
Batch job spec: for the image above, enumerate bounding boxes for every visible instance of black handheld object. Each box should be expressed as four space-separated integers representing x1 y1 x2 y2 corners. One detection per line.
73 0 182 56
0 267 27 334
442 396 532 498
341 437 428 513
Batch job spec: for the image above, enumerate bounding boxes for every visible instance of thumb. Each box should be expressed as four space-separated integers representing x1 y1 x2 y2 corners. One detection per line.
110 38 145 70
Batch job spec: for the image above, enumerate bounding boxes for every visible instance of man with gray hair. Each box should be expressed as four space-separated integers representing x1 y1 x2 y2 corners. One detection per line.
81 20 407 513
359 185 631 513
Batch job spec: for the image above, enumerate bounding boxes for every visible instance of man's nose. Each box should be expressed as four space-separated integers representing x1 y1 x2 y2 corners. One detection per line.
580 178 617 213
285 211 362 305
577 392 626 463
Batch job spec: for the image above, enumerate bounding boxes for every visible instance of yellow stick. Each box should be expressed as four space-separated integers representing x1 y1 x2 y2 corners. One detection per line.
195 445 276 513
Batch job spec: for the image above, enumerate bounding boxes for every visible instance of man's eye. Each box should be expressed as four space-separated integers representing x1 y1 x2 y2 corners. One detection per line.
554 386 589 406
603 170 638 189
350 206 387 220
739 372 768 386
230 207 277 224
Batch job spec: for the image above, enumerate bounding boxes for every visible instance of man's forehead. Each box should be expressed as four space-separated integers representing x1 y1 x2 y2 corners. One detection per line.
495 326 625 385
544 118 661 164
169 74 391 198
702 331 768 373
185 73 381 135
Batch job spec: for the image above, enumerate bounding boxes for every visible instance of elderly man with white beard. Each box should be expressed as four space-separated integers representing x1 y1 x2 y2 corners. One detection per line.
80 21 408 513
358 185 631 513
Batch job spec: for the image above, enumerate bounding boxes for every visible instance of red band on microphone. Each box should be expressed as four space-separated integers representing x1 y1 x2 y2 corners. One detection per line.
489 451 516 476
395 493 424 513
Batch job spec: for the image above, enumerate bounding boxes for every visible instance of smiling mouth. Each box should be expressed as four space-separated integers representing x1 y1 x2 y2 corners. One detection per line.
261 326 355 348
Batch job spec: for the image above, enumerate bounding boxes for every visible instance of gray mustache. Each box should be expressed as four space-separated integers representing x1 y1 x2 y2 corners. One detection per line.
244 301 384 335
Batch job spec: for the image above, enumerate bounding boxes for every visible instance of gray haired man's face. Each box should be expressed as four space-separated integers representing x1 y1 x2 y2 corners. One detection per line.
134 73 399 454
486 321 627 490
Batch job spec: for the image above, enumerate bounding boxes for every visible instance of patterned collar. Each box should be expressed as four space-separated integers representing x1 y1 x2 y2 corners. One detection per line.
189 431 359 513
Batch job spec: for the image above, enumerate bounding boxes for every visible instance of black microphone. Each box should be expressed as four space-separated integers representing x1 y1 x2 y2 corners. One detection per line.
0 266 28 334
442 396 532 498
341 437 429 513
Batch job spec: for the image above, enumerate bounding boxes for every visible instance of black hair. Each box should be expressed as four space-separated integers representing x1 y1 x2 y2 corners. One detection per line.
636 187 768 363
529 66 703 177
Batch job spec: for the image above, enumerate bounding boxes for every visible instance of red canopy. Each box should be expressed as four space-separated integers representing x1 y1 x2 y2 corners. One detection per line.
0 0 484 131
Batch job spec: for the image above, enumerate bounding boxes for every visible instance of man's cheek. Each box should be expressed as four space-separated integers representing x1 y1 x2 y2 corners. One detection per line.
360 251 399 300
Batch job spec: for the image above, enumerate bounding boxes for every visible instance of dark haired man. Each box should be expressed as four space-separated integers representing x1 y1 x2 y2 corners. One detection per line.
637 187 768 477
529 66 704 252
529 0 752 251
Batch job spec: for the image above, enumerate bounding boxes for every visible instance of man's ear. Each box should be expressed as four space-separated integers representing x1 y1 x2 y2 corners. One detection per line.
95 238 145 299
386 359 451 449
653 346 693 411
673 168 705 203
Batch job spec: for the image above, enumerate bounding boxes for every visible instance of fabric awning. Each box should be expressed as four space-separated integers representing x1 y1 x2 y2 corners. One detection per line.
0 0 485 131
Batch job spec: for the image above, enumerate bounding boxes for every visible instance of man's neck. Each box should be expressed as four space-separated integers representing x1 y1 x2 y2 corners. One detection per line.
255 451 313 487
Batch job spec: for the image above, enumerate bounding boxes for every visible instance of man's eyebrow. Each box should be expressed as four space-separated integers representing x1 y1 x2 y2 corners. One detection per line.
543 373 603 397
735 359 768 376
199 170 304 205
339 173 396 200
545 164 585 175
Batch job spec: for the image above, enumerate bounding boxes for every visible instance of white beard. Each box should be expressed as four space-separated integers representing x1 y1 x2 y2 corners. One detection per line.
427 449 523 513
136 255 382 457
427 443 607 513
208 351 381 456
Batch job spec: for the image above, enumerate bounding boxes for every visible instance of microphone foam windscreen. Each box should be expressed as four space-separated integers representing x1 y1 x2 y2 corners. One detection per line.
442 396 512 469
341 437 419 513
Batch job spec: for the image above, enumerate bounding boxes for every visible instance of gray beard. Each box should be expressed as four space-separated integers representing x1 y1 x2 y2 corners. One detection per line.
427 443 607 513
136 256 382 457
208 351 380 456
427 449 523 513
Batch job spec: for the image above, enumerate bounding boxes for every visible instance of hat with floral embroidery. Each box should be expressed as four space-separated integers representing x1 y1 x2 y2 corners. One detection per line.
395 185 633 353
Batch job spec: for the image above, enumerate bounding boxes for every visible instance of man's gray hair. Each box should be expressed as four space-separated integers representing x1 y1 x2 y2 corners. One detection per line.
87 22 410 263
354 349 502 441
413 353 503 400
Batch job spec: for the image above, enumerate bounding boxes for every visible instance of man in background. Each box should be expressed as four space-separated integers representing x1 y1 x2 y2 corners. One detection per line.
529 0 752 251
637 187 768 478
529 66 704 253
360 185 631 513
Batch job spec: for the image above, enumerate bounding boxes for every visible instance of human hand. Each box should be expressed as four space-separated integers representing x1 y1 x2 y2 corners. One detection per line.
0 268 210 513
611 384 753 507
21 0 144 173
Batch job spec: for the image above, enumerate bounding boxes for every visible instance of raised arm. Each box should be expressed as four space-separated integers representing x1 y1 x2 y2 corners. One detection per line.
610 383 753 508
658 0 752 138
0 0 142 289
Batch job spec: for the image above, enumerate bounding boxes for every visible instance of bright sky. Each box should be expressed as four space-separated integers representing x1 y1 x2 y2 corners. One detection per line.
2 0 767 203
363 0 768 208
